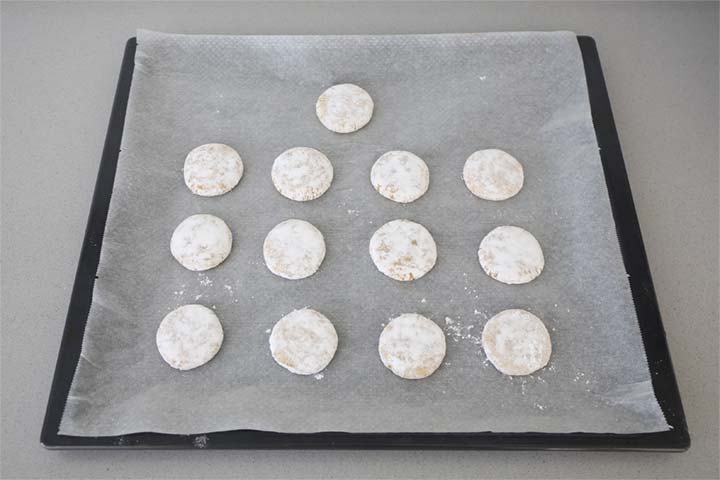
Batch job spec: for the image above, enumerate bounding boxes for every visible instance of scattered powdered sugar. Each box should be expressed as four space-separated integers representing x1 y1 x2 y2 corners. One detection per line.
198 273 213 286
444 316 482 345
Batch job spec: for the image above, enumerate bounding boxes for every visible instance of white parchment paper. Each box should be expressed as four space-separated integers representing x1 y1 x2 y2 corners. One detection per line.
59 30 669 436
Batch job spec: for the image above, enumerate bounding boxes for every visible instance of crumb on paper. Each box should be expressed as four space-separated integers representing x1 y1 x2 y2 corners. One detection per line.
265 328 271 333
194 294 202 301
314 373 324 380
193 435 208 448
421 298 427 303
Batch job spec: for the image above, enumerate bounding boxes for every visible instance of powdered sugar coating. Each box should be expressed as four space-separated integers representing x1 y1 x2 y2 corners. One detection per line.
271 147 333 201
183 143 243 197
378 313 446 379
482 309 551 376
478 225 544 284
316 83 374 133
463 149 524 201
371 151 430 203
369 219 437 282
263 219 326 280
156 304 224 371
269 308 338 375
170 214 232 272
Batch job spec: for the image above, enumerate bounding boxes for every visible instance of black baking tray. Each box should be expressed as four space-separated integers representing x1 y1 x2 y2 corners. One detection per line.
41 36 689 450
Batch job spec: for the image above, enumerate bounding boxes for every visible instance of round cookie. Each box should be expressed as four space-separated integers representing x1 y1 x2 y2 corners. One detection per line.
263 219 326 280
171 214 232 272
269 308 338 375
183 143 243 197
156 304 224 371
271 147 333 202
478 225 544 284
371 150 430 203
482 309 552 376
378 313 446 380
369 219 437 282
316 83 374 133
463 149 524 201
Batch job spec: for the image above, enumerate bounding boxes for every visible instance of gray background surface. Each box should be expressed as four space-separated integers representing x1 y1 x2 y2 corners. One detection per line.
1 1 717 478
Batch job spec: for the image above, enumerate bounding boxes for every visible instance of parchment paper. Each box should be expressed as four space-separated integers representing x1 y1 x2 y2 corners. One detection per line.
59 30 669 436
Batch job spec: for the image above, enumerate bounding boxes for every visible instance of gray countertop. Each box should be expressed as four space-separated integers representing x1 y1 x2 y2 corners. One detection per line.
1 2 717 479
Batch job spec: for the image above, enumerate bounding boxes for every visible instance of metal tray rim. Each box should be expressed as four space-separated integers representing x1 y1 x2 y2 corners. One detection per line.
40 35 690 451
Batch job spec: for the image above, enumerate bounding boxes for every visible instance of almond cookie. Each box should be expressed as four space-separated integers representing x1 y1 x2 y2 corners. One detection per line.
316 83 374 133
184 143 243 197
378 313 446 380
269 308 338 375
482 309 551 376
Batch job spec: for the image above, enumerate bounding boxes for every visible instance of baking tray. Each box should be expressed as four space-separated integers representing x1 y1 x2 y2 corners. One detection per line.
41 36 689 450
